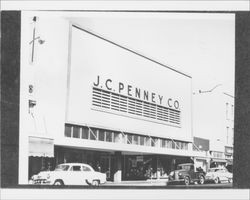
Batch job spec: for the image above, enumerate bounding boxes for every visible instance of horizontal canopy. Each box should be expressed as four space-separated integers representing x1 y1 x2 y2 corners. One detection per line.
29 136 54 157
211 158 227 163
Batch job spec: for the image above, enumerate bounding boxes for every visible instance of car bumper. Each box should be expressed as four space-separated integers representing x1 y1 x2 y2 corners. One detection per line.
29 179 52 185
205 176 214 181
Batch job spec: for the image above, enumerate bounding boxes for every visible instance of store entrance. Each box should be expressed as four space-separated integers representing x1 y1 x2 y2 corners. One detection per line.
123 155 155 180
122 154 193 181
100 155 111 180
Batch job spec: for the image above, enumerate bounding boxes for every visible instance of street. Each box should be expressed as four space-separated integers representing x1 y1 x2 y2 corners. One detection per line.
14 181 233 189
100 180 233 189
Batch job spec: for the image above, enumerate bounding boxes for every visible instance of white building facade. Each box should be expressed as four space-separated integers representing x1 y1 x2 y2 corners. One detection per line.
18 11 212 184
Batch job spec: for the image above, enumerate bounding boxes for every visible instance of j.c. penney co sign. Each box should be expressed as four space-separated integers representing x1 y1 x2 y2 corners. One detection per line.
93 75 180 110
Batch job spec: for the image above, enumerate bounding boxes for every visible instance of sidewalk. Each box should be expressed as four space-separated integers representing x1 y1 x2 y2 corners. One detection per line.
105 179 168 186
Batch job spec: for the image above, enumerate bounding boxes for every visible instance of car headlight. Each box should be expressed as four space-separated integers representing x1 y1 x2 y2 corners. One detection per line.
32 175 38 180
169 171 174 176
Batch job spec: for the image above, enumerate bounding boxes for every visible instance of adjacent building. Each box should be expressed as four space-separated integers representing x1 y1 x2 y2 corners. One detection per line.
193 86 234 171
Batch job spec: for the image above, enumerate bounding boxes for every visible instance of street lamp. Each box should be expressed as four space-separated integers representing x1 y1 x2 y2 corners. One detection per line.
198 84 222 94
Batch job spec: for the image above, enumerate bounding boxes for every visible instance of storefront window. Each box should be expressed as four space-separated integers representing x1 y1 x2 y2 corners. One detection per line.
133 135 139 145
65 125 72 137
65 124 189 152
73 126 80 138
98 129 105 141
114 132 120 143
82 127 89 139
121 134 126 144
172 141 176 149
90 128 98 140
105 131 113 142
182 142 188 150
151 137 156 147
161 139 166 148
181 142 184 149
140 136 145 146
127 134 132 144
154 138 159 147
213 151 223 158
145 137 151 146
175 141 181 149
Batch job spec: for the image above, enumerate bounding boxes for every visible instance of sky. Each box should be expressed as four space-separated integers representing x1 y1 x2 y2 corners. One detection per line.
71 12 235 96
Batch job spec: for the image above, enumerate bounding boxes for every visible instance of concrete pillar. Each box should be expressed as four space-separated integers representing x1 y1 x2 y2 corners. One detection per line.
188 143 193 151
113 151 122 183
156 156 161 179
171 158 176 171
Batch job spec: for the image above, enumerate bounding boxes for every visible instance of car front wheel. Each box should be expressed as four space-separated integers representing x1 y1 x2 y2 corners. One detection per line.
92 180 100 187
54 180 64 186
214 177 220 184
199 176 205 185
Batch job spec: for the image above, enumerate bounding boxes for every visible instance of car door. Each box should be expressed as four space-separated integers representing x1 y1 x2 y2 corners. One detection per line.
217 169 227 182
188 165 196 181
68 165 83 185
82 165 93 185
221 169 229 181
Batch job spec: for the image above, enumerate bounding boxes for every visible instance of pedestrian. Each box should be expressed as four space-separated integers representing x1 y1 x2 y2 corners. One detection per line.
96 162 101 172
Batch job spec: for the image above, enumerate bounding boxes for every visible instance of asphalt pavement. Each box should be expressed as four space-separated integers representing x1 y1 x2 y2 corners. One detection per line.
102 180 233 189
8 180 233 189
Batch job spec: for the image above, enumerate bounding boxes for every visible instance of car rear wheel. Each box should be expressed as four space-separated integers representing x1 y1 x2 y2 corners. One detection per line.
184 177 190 186
214 177 220 184
92 180 100 187
199 175 205 185
54 180 64 186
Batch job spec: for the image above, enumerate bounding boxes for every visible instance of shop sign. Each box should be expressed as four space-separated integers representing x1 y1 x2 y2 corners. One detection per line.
93 75 180 110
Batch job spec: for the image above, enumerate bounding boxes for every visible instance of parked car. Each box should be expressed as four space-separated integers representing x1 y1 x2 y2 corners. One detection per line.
29 163 107 186
167 163 206 186
205 167 233 184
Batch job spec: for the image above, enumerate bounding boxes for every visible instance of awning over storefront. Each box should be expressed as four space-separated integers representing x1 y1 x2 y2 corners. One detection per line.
29 136 54 157
194 157 210 163
211 158 227 163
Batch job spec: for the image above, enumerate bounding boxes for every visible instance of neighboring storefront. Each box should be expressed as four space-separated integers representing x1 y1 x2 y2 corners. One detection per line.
28 136 54 179
193 137 210 172
209 151 227 168
225 146 233 172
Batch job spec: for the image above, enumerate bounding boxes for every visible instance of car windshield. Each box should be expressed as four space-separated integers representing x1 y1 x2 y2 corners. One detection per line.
177 165 191 170
208 168 226 172
54 165 70 171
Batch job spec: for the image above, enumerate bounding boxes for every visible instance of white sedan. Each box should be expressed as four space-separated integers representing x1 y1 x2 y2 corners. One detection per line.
29 163 106 186
205 168 233 184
